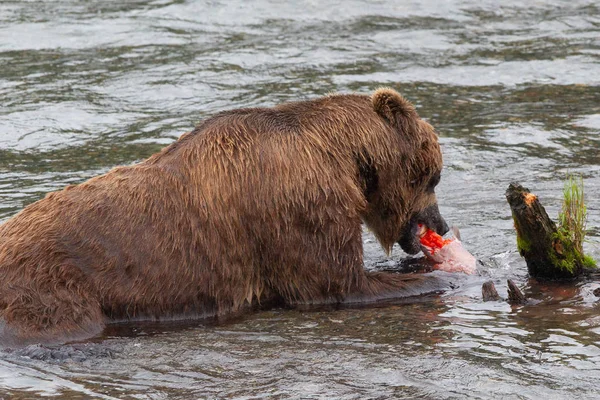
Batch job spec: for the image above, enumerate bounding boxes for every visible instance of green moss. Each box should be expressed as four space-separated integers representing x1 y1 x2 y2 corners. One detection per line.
549 231 579 274
549 229 597 274
583 255 597 269
512 213 531 255
516 235 531 254
550 253 577 274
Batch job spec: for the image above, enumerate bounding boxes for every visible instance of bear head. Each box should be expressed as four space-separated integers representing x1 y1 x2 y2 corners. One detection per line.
361 87 448 255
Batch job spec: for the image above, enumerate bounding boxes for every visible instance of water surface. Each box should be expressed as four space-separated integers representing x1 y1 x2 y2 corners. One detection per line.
1 0 600 398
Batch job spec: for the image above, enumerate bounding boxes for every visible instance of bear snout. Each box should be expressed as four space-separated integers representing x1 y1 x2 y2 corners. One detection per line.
397 203 449 255
416 203 449 237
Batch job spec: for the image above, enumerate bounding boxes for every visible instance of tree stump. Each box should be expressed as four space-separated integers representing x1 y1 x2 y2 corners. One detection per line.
506 183 586 280
482 281 500 301
481 280 528 304
507 279 527 304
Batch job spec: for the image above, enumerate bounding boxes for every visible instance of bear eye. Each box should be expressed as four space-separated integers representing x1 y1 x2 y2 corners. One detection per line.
409 176 422 185
427 173 441 192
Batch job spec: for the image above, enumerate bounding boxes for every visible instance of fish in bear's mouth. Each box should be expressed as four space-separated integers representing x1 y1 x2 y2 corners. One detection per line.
398 212 449 255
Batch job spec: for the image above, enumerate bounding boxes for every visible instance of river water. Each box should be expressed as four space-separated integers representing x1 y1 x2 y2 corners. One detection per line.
1 0 600 398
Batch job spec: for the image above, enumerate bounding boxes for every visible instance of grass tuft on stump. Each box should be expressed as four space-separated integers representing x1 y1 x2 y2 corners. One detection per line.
557 175 596 270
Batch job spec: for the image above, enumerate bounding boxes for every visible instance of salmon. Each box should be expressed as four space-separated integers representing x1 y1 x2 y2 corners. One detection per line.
418 225 477 275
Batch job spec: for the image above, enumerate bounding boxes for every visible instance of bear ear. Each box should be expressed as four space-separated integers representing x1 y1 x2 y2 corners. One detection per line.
371 87 418 126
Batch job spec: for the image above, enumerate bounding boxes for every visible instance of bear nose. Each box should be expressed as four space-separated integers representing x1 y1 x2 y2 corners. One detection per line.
436 218 449 236
417 203 448 236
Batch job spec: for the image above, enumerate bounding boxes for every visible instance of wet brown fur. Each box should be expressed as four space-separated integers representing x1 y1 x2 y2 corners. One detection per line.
0 88 444 345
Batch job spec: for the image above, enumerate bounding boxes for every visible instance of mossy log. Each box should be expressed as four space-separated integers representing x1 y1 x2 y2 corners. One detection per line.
506 182 589 280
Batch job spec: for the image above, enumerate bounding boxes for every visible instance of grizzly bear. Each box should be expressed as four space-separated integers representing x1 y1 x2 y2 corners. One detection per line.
0 88 449 346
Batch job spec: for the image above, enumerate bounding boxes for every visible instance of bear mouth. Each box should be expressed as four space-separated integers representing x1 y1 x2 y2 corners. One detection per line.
398 205 449 255
397 222 424 255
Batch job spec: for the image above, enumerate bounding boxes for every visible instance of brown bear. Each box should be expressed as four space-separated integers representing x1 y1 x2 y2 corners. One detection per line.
0 88 449 346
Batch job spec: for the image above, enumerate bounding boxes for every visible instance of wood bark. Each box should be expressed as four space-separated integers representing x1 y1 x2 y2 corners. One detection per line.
482 281 500 301
507 279 527 304
481 280 527 304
